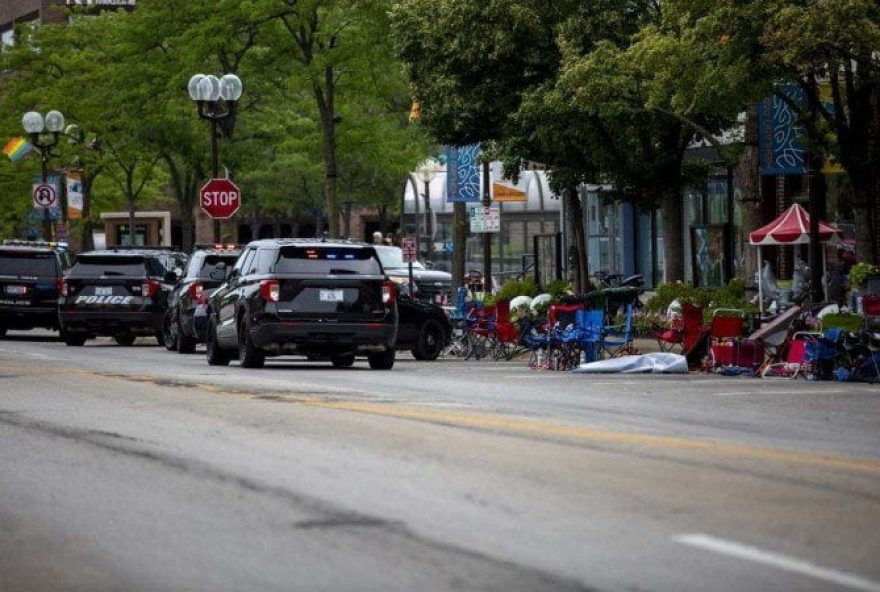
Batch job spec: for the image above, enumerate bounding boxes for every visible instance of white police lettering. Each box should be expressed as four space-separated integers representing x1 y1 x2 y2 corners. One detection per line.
74 295 135 305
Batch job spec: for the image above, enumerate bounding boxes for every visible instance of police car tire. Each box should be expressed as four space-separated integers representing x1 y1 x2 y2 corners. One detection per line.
0 325 6 337
412 320 444 361
162 311 177 351
177 320 197 354
63 332 87 347
206 319 231 366
368 349 395 370
115 334 136 346
238 319 265 369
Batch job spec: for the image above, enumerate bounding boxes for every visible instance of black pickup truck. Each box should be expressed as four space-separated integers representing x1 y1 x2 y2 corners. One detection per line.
205 239 398 369
0 240 72 335
59 248 182 346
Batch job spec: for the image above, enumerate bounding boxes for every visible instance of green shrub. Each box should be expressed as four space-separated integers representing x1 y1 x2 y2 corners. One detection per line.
645 279 757 318
495 277 540 301
849 263 879 288
543 279 572 300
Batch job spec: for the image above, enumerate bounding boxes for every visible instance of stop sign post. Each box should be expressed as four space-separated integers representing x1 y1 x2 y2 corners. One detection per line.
200 178 241 220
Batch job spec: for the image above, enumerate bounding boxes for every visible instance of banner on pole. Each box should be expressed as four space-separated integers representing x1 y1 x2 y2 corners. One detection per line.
66 171 84 219
445 144 482 203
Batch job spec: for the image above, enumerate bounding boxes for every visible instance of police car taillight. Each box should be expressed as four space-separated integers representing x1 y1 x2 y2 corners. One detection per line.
260 279 280 302
381 281 396 305
58 278 67 297
188 282 203 300
142 279 160 298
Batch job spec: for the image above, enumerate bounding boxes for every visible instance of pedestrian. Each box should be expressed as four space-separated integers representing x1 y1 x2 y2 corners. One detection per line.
372 231 383 245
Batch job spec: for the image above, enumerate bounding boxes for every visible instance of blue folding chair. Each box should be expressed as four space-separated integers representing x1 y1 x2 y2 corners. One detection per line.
600 303 637 358
575 308 605 363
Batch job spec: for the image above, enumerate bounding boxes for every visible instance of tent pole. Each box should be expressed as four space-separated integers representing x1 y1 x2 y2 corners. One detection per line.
758 246 764 318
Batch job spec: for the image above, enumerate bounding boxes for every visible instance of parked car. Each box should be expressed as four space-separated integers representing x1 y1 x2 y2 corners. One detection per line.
373 245 452 304
163 244 242 353
59 247 183 346
0 240 73 336
395 291 452 360
205 239 398 369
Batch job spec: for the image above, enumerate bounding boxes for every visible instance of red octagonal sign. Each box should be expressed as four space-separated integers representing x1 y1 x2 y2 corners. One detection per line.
200 178 241 219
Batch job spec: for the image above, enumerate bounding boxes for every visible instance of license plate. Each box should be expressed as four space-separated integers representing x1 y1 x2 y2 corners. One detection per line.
319 289 344 302
5 285 27 295
95 286 113 296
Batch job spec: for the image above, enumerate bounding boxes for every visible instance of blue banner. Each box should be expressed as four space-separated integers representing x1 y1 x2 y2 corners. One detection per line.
445 144 482 203
758 84 806 176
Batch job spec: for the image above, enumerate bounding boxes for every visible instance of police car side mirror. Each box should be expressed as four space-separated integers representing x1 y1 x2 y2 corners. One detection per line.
164 270 178 283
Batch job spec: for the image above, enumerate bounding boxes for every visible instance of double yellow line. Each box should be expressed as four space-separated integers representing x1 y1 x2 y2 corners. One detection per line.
5 363 880 476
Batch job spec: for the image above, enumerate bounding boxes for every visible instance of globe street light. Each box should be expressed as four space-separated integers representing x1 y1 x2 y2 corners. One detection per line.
23 110 66 240
188 73 243 242
416 158 439 261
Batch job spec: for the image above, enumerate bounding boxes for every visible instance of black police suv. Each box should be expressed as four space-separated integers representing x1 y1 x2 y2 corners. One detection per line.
59 248 182 346
395 292 452 360
163 245 242 353
205 239 398 369
0 240 72 336
373 245 452 304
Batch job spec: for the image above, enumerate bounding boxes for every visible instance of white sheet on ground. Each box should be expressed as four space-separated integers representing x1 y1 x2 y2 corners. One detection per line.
572 353 688 374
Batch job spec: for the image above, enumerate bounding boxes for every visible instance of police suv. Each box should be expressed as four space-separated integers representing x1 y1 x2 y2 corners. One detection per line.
59 248 182 346
0 240 72 335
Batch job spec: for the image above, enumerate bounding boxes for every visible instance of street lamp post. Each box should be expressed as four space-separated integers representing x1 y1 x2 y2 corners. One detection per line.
187 73 243 242
416 159 438 262
23 110 66 241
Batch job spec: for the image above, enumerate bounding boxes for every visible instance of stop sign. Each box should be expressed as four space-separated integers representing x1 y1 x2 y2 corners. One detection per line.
200 178 241 219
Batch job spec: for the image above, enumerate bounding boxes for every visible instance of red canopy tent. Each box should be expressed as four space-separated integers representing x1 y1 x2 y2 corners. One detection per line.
749 203 841 246
749 203 841 314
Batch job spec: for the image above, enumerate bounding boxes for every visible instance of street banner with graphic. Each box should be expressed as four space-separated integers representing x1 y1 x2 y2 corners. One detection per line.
758 83 845 176
445 144 482 203
67 171 84 219
758 84 806 176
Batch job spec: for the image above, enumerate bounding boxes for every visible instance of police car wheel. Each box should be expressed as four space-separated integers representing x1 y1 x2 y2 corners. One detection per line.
162 311 177 351
115 334 136 346
206 319 231 366
0 325 6 338
238 319 265 369
63 332 87 347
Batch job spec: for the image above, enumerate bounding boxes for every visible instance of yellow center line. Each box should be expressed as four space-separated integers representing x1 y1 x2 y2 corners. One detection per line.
4 364 880 475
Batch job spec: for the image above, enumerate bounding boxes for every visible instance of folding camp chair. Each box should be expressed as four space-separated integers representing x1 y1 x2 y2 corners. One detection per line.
656 302 705 353
600 303 637 358
761 332 819 379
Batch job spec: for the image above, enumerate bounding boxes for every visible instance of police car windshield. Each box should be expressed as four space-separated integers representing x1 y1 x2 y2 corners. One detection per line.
275 247 382 275
71 255 165 277
0 252 57 276
375 246 425 270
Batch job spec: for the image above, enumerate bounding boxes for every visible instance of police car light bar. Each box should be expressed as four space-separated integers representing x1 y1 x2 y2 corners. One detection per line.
2 239 63 248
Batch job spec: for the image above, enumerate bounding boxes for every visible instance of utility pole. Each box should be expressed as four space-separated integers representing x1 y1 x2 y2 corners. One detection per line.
482 158 491 292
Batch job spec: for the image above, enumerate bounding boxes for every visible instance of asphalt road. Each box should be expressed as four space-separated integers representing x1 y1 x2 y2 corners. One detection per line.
1 330 879 592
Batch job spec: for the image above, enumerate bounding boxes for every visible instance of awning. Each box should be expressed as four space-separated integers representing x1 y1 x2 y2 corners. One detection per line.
749 203 840 246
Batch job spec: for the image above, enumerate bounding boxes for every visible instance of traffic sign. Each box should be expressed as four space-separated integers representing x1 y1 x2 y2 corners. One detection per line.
33 183 57 209
200 178 241 219
401 237 417 263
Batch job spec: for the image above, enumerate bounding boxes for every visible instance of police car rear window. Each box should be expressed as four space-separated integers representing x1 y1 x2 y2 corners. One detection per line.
198 255 239 279
70 255 164 277
0 252 57 276
275 247 381 275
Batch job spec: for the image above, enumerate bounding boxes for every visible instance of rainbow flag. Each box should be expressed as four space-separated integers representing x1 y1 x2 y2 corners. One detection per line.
3 137 33 162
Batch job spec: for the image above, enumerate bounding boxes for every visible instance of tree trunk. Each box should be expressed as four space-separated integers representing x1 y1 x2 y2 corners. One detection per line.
451 202 467 291
566 187 589 293
316 67 340 237
660 186 684 282
126 170 136 246
737 106 762 285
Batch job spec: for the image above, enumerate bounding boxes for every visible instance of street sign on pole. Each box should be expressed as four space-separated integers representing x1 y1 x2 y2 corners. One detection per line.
401 237 417 297
200 178 241 219
33 183 57 209
469 205 500 233
401 237 417 263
